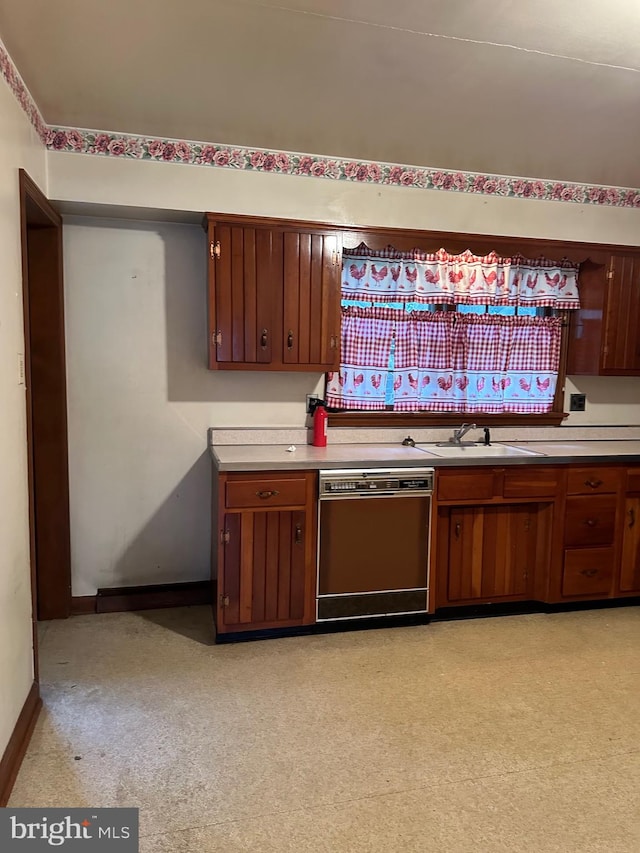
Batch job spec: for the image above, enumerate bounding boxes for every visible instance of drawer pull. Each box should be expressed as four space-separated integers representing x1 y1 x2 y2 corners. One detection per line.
580 568 599 578
583 518 598 527
294 524 303 545
584 478 603 489
287 330 294 349
455 522 461 539
256 489 280 500
630 508 636 529
260 329 268 349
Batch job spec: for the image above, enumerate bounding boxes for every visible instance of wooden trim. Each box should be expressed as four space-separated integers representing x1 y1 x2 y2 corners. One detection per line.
95 581 210 613
203 211 640 260
0 682 42 806
70 596 97 615
19 169 71 624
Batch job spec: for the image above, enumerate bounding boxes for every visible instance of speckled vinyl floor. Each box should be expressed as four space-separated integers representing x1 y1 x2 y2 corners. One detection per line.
10 607 640 852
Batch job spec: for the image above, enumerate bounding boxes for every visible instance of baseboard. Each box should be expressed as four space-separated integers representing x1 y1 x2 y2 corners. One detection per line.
0 682 42 806
70 595 97 615
94 580 210 614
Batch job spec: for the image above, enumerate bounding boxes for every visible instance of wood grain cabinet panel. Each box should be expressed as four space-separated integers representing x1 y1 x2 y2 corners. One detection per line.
437 503 552 606
626 468 640 494
226 477 308 509
436 470 496 502
503 468 559 498
220 509 308 629
206 214 341 371
283 231 341 370
563 496 617 547
567 255 640 376
566 467 621 496
208 223 276 367
620 496 640 593
601 255 640 374
215 471 317 635
562 548 614 597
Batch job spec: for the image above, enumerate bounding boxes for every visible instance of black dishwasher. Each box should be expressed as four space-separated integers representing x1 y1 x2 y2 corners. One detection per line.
317 468 434 621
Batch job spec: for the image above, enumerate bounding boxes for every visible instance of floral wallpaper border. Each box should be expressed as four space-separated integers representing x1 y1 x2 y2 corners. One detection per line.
2 36 640 209
0 37 47 142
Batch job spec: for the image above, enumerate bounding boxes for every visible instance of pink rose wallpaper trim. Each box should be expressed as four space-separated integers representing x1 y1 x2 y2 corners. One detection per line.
43 126 640 209
2 36 640 209
0 38 47 141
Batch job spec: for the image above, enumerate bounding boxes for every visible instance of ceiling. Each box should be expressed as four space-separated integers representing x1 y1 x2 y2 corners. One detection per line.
1 0 640 187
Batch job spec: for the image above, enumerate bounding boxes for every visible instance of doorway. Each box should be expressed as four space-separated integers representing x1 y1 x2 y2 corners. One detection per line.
19 169 71 628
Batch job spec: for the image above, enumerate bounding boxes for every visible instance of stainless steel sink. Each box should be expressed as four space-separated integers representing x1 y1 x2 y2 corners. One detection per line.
419 443 546 458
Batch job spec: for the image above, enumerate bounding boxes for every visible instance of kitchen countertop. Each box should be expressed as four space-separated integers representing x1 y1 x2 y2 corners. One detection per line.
210 440 640 472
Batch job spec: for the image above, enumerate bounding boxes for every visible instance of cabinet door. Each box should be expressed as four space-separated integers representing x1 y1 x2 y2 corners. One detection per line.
620 497 640 593
208 223 275 367
602 256 640 374
283 231 341 370
444 505 539 604
219 510 311 632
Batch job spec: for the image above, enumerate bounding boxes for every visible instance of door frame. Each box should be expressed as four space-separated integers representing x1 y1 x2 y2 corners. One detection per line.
19 169 71 645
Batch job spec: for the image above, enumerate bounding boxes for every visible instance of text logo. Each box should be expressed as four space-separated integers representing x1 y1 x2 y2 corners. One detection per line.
0 809 138 851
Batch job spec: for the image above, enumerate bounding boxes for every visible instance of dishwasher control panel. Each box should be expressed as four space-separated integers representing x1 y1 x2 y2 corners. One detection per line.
319 468 434 498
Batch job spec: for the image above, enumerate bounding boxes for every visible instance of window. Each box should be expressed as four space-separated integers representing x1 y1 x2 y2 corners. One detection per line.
326 246 580 419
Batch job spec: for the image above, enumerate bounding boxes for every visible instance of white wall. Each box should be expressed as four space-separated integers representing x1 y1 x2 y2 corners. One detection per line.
64 218 324 595
0 81 46 759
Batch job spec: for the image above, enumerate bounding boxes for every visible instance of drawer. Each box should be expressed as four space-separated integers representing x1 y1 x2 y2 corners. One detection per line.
226 476 308 509
566 467 621 496
503 468 558 499
437 470 495 502
562 548 614 597
627 468 640 494
563 496 617 547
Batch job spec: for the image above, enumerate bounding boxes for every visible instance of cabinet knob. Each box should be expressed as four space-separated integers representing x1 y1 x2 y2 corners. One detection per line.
629 507 636 529
584 479 603 489
255 489 279 500
584 518 597 527
294 524 303 545
580 569 599 578
260 329 268 349
287 330 294 350
454 522 461 539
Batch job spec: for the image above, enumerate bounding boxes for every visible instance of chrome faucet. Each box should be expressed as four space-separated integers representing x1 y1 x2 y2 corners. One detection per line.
450 422 477 444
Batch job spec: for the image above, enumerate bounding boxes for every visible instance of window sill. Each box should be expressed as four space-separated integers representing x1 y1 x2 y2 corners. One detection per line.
327 411 569 428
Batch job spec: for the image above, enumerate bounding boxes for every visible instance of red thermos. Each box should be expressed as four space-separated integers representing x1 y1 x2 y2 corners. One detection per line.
312 403 328 447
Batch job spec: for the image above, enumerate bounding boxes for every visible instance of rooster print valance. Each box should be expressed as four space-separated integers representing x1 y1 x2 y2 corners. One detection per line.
342 244 581 308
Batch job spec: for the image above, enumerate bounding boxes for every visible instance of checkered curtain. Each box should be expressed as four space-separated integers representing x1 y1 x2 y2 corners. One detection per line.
396 313 563 413
328 309 562 413
325 307 398 410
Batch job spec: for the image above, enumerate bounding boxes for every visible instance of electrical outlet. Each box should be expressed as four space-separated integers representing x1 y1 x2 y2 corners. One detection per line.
570 393 586 412
306 394 322 414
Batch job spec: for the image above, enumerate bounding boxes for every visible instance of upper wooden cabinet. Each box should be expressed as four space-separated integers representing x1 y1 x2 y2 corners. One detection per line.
205 214 341 371
568 255 640 375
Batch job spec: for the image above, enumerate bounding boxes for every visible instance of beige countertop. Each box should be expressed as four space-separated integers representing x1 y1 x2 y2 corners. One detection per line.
211 440 640 472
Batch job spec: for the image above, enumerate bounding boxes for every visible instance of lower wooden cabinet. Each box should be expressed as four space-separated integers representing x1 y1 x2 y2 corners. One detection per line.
555 466 623 602
214 471 317 635
434 467 557 609
441 504 546 605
